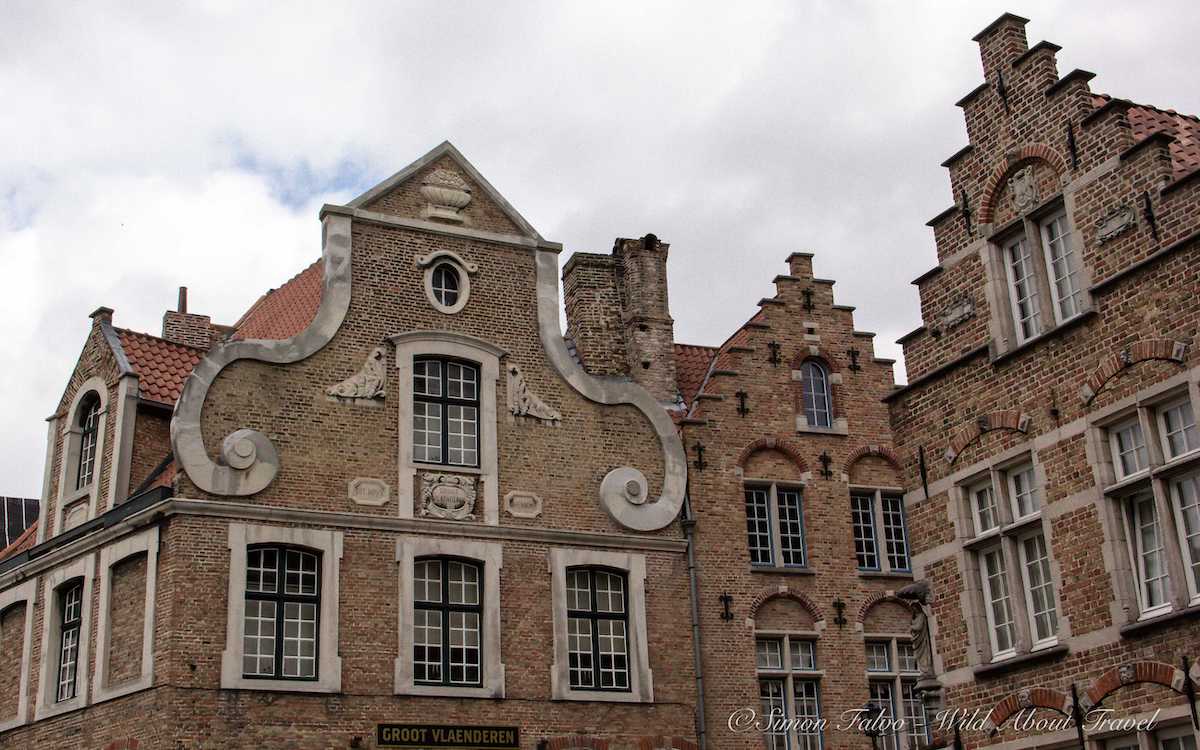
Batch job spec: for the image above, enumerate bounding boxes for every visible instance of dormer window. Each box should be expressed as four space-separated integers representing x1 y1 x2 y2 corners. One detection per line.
800 361 832 428
75 393 101 490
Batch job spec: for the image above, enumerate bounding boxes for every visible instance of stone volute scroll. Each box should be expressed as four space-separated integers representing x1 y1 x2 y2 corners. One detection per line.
171 210 353 496
507 363 561 425
326 346 387 403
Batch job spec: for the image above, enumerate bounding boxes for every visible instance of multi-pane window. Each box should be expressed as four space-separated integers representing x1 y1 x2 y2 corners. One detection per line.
865 637 927 750
1110 419 1149 479
430 263 461 308
800 361 832 428
757 635 822 750
1004 237 1042 343
1159 399 1198 460
1170 473 1200 602
243 546 320 680
56 581 83 701
1109 727 1198 750
76 393 101 490
962 462 1059 660
566 567 629 691
851 490 910 573
414 557 482 686
1039 211 1083 323
1126 492 1170 616
745 483 808 568
413 357 480 467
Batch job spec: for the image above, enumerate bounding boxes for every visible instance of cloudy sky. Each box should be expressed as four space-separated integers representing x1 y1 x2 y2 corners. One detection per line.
3 1 1198 497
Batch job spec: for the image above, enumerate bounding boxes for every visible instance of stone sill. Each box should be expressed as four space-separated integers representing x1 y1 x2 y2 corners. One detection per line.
973 644 1069 679
1119 603 1200 637
795 425 849 437
858 570 914 580
750 565 816 576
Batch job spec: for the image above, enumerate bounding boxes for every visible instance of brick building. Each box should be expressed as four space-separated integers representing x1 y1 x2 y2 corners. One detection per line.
1 11 1198 750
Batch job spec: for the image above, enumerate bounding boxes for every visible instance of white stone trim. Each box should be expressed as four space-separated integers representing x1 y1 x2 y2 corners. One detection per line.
0 580 38 732
394 537 504 698
417 250 477 316
105 373 139 511
54 376 109 536
549 547 653 702
36 417 56 545
221 523 343 693
35 553 96 721
389 331 505 526
92 526 158 704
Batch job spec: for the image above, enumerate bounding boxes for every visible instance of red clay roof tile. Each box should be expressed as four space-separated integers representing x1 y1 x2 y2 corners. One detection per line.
233 260 323 341
674 343 718 408
0 521 37 561
1095 93 1200 178
116 329 204 406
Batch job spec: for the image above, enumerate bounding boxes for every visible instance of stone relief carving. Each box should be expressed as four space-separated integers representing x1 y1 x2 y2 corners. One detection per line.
504 491 543 519
1119 664 1136 684
326 346 387 403
348 477 390 507
1009 166 1039 213
419 473 477 521
507 363 561 424
1097 204 1136 243
420 169 472 224
940 294 975 329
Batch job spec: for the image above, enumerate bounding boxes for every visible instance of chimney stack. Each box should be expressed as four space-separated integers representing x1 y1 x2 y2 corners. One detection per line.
162 286 216 350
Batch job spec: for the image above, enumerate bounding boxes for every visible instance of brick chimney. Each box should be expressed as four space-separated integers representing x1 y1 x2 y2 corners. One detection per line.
162 286 216 350
562 235 678 404
973 12 1029 80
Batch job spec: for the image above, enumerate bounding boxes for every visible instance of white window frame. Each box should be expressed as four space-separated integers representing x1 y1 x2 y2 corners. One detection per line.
979 544 1017 660
1168 471 1200 604
1038 209 1083 324
54 377 110 537
757 632 824 750
391 331 503 525
1006 463 1040 520
93 526 159 703
746 480 809 569
1110 418 1150 480
969 480 999 536
1122 491 1173 619
1157 398 1198 461
1016 529 1058 649
35 553 95 721
851 488 911 573
394 536 504 698
1003 235 1043 344
221 523 343 693
0 579 38 732
549 548 652 703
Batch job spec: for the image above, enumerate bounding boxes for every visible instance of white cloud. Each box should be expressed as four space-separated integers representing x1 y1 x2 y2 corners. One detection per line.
2 0 1198 496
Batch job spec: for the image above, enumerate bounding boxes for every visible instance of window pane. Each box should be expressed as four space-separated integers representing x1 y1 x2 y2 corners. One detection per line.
802 362 832 427
794 679 823 750
567 616 594 688
973 483 998 534
446 362 478 401
448 561 480 606
414 559 442 603
447 404 478 466
745 488 773 565
1021 534 1059 642
777 488 807 567
1173 473 1200 597
596 618 629 689
870 681 899 750
431 264 460 307
566 569 592 612
284 550 318 595
790 639 816 671
865 641 891 672
897 642 918 673
413 360 442 396
1009 465 1039 518
1132 494 1168 610
413 609 443 683
76 398 101 491
1041 213 1082 321
902 679 930 748
449 610 481 685
282 601 317 678
852 493 880 570
594 571 625 614
759 679 789 750
412 401 443 463
242 599 277 677
982 548 1015 655
756 638 784 670
1162 400 1198 459
881 495 910 571
1113 421 1148 478
1006 237 1042 342
246 548 278 593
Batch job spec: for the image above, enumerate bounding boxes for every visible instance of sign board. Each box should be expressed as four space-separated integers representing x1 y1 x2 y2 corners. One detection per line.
376 724 520 749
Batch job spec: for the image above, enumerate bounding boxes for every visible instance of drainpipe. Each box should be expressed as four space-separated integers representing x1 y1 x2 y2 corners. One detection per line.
682 485 708 750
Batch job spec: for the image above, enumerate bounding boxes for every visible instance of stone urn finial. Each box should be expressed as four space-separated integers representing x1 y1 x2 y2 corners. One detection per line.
420 169 472 224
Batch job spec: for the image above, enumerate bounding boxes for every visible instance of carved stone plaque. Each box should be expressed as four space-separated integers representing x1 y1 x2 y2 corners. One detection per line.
1009 166 1039 213
349 477 390 507
419 473 477 521
504 491 543 519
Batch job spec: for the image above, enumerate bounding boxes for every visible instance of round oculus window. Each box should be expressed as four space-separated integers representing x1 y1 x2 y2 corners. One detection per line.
431 263 461 308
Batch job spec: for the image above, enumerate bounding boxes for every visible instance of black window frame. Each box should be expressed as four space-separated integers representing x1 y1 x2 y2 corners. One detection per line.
75 392 101 490
565 566 631 693
430 262 462 308
413 555 484 688
242 544 322 682
412 356 482 468
56 578 84 702
800 360 833 428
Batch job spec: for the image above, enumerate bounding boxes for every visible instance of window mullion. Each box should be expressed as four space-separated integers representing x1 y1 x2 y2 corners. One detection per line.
769 484 783 566
872 490 888 572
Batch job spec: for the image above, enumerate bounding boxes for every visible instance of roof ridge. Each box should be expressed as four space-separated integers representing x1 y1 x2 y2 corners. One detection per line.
114 326 205 351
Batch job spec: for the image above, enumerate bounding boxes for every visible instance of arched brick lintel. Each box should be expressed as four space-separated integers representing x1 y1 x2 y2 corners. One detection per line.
984 688 1072 734
1083 660 1187 710
736 436 809 474
749 588 825 624
978 144 1068 225
543 737 610 750
1079 339 1188 404
637 738 699 750
858 592 909 624
846 445 902 473
944 410 1032 464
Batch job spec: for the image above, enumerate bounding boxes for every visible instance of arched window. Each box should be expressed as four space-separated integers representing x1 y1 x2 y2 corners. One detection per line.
242 545 321 680
801 361 832 428
75 393 101 490
413 556 482 687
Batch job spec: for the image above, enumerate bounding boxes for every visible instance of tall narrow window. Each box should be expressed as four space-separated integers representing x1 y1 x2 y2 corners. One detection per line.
1171 473 1200 601
1110 420 1149 479
1007 464 1040 519
75 394 101 490
758 635 822 750
851 493 879 570
865 637 927 750
1128 493 1169 615
1159 400 1198 460
745 482 808 569
1005 237 1042 343
1040 211 1082 322
56 581 83 702
852 490 911 573
243 547 320 680
981 547 1016 658
801 361 832 428
566 568 629 691
1019 533 1059 646
881 495 910 572
970 481 999 534
413 358 480 467
414 557 482 686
